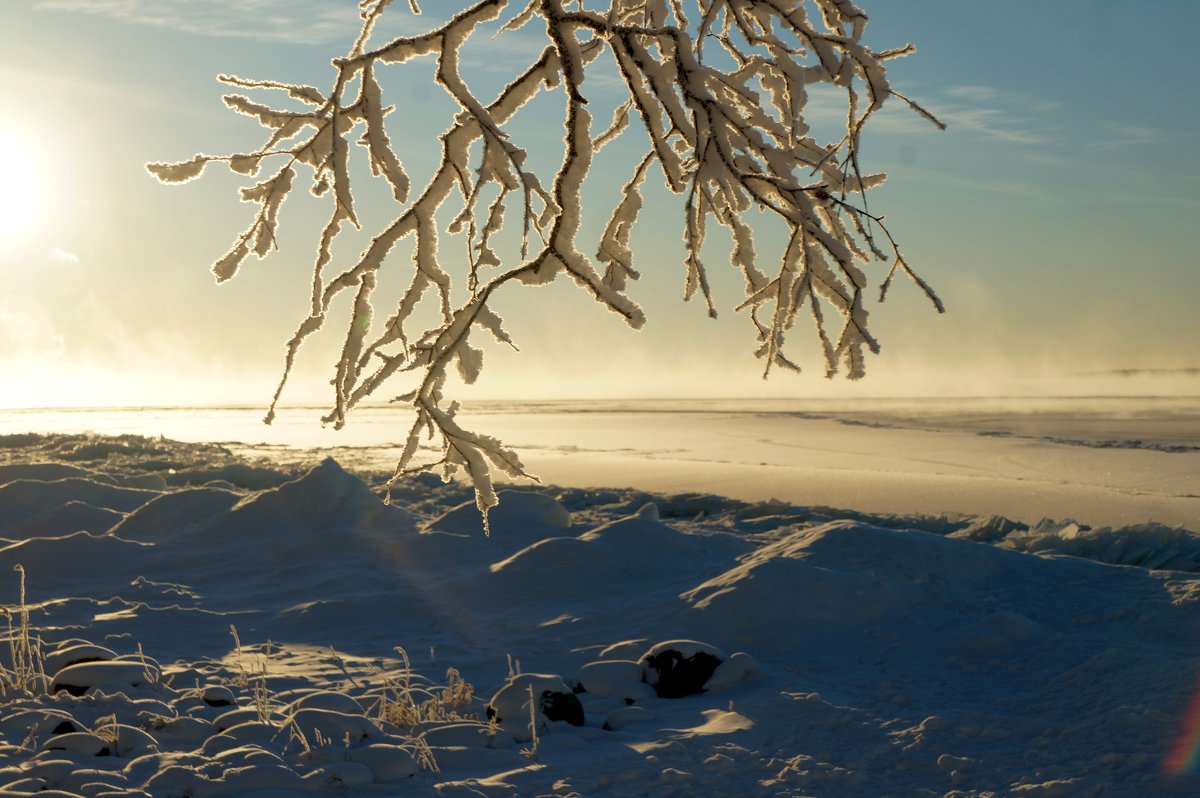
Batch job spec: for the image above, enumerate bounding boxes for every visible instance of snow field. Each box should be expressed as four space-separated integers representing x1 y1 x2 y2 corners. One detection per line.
0 432 1196 796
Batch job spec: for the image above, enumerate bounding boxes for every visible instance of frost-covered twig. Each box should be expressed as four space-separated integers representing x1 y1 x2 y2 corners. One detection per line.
149 0 943 529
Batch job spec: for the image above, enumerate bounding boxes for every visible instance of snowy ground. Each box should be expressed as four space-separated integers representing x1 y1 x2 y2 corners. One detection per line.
0 419 1198 796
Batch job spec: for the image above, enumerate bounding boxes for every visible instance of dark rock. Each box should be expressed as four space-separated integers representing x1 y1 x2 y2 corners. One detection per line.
54 682 89 697
639 641 725 698
540 690 584 727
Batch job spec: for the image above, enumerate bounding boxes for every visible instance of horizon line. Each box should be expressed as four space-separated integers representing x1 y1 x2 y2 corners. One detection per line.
2 393 1199 414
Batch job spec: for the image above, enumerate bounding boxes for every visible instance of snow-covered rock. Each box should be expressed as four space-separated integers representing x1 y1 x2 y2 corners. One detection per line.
485 674 584 742
43 644 118 677
639 640 726 698
574 659 648 702
50 661 160 697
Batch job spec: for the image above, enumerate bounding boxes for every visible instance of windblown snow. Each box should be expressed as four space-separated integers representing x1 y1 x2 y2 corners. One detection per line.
0 432 1197 797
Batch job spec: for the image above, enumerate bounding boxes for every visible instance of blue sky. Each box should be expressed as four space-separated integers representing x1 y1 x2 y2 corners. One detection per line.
1 1 1197 407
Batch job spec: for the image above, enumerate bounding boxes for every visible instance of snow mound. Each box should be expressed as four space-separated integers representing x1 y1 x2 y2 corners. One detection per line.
574 659 644 700
220 458 413 537
0 462 94 485
165 462 292 490
488 512 750 602
681 520 1059 650
108 487 241 543
1 499 125 539
0 478 159 527
1002 521 1200 572
0 532 152 594
427 489 571 537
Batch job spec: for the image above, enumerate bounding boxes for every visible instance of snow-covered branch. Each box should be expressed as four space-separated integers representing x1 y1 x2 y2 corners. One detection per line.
149 0 944 529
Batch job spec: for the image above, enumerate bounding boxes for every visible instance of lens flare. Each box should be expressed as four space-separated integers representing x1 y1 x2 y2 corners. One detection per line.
1165 679 1200 775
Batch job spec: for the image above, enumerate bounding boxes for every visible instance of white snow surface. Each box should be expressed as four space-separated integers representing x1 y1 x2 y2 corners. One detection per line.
0 429 1197 796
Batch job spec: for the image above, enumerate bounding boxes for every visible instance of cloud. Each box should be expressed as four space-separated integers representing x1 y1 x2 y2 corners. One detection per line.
943 84 1000 103
938 106 1050 145
35 0 367 45
1086 124 1159 152
942 84 1059 112
795 82 1055 145
49 247 79 266
931 85 1056 145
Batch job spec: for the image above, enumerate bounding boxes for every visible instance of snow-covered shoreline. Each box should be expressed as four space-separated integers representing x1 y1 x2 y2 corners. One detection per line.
3 398 1196 529
0 431 1198 796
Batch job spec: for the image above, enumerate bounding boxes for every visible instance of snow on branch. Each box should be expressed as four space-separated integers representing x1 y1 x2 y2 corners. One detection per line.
149 0 944 529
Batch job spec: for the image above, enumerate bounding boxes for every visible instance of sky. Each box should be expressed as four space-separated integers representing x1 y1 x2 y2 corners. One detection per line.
1 0 1198 409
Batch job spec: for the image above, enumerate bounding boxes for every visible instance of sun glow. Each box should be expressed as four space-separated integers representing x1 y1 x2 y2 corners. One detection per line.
0 129 48 240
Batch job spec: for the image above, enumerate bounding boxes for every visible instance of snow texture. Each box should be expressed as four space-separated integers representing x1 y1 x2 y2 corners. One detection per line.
0 431 1196 796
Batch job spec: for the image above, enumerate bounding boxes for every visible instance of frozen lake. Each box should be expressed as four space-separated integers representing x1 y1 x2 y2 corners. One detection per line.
2 397 1196 530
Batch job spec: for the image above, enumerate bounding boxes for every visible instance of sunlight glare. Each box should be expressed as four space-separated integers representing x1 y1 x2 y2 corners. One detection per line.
0 129 47 240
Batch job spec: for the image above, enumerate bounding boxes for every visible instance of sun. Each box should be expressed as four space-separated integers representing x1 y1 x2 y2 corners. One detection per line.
0 129 47 240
